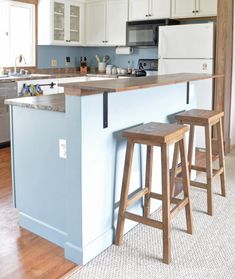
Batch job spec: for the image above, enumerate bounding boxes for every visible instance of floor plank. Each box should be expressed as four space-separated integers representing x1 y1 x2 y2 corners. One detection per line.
0 147 77 279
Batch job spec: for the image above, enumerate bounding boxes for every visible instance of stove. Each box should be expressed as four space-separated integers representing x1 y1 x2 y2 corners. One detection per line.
136 59 158 77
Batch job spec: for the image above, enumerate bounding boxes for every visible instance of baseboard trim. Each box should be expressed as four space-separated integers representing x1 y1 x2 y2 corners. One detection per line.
65 228 113 265
19 212 67 248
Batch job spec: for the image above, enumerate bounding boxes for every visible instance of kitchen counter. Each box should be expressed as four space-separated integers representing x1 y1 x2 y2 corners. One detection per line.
5 93 65 112
6 72 222 267
0 72 118 83
62 73 223 96
5 73 223 112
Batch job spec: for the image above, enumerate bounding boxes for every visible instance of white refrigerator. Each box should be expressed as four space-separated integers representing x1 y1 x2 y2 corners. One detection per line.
158 22 215 148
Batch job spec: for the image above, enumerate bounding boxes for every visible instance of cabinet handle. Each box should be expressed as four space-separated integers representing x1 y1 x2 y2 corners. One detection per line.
145 14 149 17
192 10 195 13
195 10 199 13
148 14 152 17
66 40 70 42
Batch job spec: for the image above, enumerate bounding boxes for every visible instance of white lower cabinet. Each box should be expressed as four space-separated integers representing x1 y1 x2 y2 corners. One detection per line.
172 0 217 18
86 0 128 46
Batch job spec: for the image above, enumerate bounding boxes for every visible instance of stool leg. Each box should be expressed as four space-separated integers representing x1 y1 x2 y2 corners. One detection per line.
205 125 213 216
115 140 135 246
188 124 195 179
170 142 179 197
161 143 171 264
216 118 226 197
144 146 153 218
179 138 193 235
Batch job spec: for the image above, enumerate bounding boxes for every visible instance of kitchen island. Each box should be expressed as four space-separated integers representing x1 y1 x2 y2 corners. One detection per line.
5 73 222 265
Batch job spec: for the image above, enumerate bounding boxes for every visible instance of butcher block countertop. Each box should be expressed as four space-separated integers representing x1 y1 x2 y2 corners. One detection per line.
62 73 224 96
5 73 223 112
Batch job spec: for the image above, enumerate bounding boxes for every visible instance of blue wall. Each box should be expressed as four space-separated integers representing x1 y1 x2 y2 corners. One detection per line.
38 46 158 69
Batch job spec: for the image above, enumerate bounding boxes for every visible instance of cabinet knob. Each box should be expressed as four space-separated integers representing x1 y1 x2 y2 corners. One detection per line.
148 14 152 17
192 10 195 13
195 10 199 13
145 14 149 17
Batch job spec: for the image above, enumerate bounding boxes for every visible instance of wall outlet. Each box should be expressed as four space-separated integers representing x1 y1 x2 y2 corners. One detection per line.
59 139 67 159
51 59 57 67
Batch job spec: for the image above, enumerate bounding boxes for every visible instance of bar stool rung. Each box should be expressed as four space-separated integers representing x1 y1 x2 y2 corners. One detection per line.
212 167 224 180
150 192 162 201
170 198 189 219
127 188 149 207
125 212 163 229
190 180 207 190
150 192 185 206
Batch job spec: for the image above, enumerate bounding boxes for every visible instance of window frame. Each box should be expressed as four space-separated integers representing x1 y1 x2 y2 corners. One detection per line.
7 0 36 67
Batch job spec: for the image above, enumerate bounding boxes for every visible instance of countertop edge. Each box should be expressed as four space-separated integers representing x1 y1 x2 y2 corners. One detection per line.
62 73 224 96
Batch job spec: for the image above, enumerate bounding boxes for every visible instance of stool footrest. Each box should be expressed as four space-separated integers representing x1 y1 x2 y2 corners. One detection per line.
127 188 149 207
170 198 189 219
191 180 207 189
125 212 163 230
150 192 184 205
191 165 224 180
212 167 224 181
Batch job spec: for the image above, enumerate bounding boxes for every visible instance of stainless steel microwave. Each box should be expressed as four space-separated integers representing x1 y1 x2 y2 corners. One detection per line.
126 19 179 47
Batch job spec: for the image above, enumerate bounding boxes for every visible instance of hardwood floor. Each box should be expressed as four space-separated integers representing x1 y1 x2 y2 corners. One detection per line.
0 147 77 279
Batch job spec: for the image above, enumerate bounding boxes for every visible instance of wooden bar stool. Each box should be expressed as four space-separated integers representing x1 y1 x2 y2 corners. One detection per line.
174 109 226 216
115 122 193 264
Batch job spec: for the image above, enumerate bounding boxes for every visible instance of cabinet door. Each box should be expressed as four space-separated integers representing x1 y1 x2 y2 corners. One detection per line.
172 0 196 18
129 0 149 21
196 0 217 17
150 0 171 19
53 0 66 43
86 1 106 45
68 2 83 45
106 0 128 46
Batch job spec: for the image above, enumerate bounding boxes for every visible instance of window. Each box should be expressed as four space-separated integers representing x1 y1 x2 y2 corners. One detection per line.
0 1 35 67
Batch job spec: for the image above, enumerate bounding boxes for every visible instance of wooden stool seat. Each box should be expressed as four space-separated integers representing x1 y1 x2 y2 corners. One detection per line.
123 122 188 144
115 122 193 264
176 109 224 126
174 109 226 216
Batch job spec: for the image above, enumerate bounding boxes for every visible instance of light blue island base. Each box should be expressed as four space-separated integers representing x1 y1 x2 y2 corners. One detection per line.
10 83 198 265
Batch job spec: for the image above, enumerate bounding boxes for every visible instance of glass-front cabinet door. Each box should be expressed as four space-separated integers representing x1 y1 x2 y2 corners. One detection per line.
53 1 66 42
69 4 80 43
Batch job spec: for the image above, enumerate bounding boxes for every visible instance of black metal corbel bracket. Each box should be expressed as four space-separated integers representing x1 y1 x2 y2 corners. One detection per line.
103 92 108 128
186 82 190 104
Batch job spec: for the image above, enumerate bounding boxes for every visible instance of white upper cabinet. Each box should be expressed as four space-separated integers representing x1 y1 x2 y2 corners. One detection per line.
86 1 106 45
150 0 171 19
106 0 128 45
171 0 195 18
86 0 128 46
38 0 84 46
129 0 171 21
172 0 217 18
129 0 149 21
196 0 217 17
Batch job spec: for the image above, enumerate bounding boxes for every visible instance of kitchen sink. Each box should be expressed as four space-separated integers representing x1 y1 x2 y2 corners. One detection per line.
0 73 51 79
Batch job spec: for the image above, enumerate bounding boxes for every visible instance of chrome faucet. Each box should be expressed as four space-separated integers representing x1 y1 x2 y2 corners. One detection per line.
14 54 26 74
